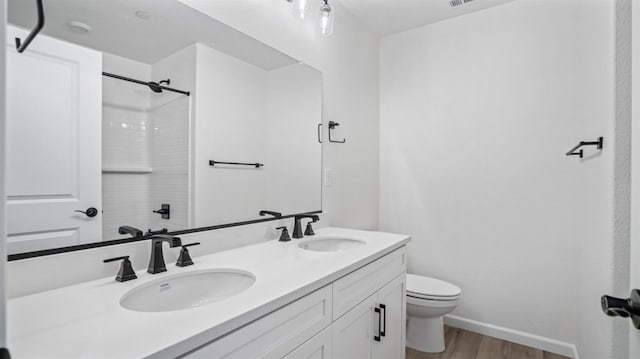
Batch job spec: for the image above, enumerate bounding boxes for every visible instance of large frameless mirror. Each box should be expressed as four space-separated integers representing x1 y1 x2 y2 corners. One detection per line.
6 0 322 257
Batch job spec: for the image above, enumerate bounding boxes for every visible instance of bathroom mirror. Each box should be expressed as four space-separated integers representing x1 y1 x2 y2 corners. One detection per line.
5 0 322 257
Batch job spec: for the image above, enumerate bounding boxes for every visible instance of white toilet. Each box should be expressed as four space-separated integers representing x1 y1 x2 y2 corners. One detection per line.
406 274 462 353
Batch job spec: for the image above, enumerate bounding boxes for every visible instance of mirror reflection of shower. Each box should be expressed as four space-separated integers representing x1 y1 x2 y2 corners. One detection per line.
148 79 170 93
101 57 191 240
102 72 190 96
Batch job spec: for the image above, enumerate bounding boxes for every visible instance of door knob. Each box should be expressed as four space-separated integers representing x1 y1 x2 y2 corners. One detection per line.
75 207 98 218
601 289 640 329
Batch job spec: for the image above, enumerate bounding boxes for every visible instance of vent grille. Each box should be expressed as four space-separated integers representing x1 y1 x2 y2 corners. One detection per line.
450 0 475 7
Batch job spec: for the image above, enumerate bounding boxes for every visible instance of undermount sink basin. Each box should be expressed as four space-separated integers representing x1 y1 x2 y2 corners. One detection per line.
120 269 255 313
298 237 366 252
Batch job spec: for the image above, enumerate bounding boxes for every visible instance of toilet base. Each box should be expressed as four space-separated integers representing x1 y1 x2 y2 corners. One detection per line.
406 315 446 353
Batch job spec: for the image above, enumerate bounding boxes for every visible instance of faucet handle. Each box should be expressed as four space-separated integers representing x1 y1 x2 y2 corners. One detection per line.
276 226 291 242
176 242 200 267
304 221 315 236
103 256 137 282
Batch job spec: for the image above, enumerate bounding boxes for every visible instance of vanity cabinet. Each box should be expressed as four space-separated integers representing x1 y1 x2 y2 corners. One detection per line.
182 246 406 359
333 274 406 359
283 327 333 359
183 286 333 359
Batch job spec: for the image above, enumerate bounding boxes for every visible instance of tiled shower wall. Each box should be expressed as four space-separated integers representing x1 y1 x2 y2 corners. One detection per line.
101 104 153 240
102 53 189 240
149 96 190 231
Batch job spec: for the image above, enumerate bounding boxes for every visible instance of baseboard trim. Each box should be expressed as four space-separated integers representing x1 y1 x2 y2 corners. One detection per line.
444 315 579 359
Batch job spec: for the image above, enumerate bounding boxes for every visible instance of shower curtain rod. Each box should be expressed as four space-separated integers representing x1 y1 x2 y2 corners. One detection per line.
102 72 191 96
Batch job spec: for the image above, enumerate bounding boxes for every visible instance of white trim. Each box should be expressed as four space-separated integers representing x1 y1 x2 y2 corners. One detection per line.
0 0 7 350
444 315 579 358
630 0 640 357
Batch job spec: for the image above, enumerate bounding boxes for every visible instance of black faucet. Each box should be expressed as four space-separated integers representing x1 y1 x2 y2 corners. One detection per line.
292 214 319 239
118 225 143 238
148 234 182 274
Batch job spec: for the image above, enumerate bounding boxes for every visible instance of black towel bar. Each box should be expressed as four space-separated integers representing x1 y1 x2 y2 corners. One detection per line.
209 160 264 168
566 137 603 158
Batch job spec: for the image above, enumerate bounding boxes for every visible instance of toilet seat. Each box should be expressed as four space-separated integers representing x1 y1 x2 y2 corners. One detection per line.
407 274 461 301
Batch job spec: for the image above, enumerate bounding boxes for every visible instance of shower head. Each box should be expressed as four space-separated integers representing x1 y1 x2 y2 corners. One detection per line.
147 79 170 93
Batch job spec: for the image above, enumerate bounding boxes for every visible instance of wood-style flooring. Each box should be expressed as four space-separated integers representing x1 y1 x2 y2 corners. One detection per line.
405 326 571 359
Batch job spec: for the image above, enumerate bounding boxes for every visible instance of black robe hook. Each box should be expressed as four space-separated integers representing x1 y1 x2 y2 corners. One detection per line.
16 0 45 53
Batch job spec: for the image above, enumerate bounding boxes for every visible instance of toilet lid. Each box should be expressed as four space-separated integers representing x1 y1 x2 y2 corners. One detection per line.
406 274 461 298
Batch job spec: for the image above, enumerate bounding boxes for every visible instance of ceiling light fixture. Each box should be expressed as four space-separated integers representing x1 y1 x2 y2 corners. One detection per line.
286 0 334 36
319 0 334 36
66 21 92 34
292 0 310 20
135 11 151 20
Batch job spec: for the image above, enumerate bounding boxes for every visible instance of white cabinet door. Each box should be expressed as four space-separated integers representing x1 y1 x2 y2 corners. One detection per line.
332 294 377 359
372 274 406 359
284 326 332 359
6 26 102 253
333 273 406 359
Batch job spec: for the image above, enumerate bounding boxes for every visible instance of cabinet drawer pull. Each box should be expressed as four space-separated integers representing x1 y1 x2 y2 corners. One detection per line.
374 306 382 342
380 304 387 337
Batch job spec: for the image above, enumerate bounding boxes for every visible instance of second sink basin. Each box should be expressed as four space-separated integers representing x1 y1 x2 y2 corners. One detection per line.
120 269 255 313
299 237 366 252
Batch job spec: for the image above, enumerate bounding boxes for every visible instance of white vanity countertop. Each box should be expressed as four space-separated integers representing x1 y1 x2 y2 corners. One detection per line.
7 227 410 359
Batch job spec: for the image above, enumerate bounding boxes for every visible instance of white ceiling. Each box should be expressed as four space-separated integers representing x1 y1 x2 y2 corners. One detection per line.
337 0 517 36
8 0 297 70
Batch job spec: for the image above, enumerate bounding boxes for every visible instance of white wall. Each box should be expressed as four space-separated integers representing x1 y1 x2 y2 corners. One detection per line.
193 44 269 226
379 0 619 357
265 64 322 215
179 0 380 229
191 44 322 226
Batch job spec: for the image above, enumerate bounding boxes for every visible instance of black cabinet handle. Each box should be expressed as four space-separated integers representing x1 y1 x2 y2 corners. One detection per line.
374 306 382 342
75 207 98 218
380 304 387 337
